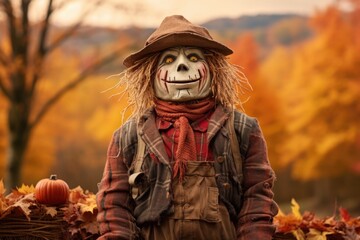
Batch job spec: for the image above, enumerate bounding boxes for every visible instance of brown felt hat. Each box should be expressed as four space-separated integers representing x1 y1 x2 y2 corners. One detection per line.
123 15 233 67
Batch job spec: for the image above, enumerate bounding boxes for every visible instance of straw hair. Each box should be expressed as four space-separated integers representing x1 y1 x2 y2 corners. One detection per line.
205 50 251 108
114 49 251 121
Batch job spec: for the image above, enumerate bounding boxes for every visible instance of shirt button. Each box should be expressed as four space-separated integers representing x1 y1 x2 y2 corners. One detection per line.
183 203 190 209
217 156 225 163
223 183 231 189
263 182 271 189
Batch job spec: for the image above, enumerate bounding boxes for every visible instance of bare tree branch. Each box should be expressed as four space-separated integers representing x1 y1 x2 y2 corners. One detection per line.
29 0 103 100
38 0 53 57
0 2 11 100
0 1 18 57
21 0 31 60
0 76 11 99
0 46 9 67
0 46 10 98
29 0 53 97
45 0 102 54
21 0 31 25
30 48 123 129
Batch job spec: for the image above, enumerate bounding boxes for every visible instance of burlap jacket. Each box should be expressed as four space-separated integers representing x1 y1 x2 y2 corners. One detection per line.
96 105 279 240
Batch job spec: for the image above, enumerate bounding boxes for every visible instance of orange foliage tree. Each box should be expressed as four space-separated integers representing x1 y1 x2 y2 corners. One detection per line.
265 0 360 180
230 33 285 170
0 96 7 173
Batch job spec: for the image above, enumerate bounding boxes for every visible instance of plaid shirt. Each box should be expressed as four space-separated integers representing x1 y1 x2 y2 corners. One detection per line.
96 105 278 240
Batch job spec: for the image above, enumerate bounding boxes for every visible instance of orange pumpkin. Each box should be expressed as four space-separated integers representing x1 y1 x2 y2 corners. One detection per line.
35 174 70 205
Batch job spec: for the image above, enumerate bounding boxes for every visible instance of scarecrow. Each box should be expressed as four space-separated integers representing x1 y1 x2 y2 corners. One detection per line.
96 15 278 240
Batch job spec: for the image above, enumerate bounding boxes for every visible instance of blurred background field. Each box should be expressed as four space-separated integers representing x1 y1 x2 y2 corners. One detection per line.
0 0 359 218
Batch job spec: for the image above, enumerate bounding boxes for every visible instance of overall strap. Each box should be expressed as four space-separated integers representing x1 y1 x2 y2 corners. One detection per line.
133 131 146 173
128 128 146 199
227 111 243 185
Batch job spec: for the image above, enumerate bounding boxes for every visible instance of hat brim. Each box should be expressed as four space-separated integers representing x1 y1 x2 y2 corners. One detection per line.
123 32 233 68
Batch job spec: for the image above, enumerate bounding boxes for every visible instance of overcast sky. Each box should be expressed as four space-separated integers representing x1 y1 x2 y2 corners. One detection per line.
31 0 338 28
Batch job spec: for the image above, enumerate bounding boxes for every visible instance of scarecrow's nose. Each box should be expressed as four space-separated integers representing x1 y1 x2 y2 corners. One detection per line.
177 63 189 72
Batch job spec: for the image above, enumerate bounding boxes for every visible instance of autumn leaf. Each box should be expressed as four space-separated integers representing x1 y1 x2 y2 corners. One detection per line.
79 193 97 214
324 216 337 228
347 216 360 229
274 199 360 239
16 184 35 195
274 199 303 234
44 206 58 217
12 201 32 220
311 217 335 232
82 221 99 235
344 227 360 240
62 187 100 237
11 193 36 220
291 198 302 220
0 179 6 215
62 203 80 224
302 211 315 223
291 228 306 240
339 207 351 222
306 228 334 240
274 209 302 233
69 186 87 204
1 193 36 220
0 179 6 196
78 202 96 215
0 198 7 216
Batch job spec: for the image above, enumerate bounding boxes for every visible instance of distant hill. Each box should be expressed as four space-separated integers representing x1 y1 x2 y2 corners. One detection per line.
0 13 313 72
202 14 312 47
203 13 307 31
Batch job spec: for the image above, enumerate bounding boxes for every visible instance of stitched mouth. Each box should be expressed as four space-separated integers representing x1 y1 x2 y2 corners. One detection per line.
157 69 205 94
160 77 201 84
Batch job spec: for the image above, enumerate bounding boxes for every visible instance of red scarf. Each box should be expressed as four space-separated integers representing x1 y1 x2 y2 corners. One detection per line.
154 98 216 181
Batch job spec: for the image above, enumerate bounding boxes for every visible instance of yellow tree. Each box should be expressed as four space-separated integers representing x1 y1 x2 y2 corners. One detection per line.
281 0 360 180
0 0 128 190
230 33 285 170
0 95 7 174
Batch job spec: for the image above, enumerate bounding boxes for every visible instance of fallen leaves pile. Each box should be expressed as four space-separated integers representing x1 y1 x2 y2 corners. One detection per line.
1 180 360 240
0 180 99 240
273 199 360 240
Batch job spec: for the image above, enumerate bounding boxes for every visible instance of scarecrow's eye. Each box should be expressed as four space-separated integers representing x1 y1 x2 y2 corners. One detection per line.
163 55 175 64
188 54 199 62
